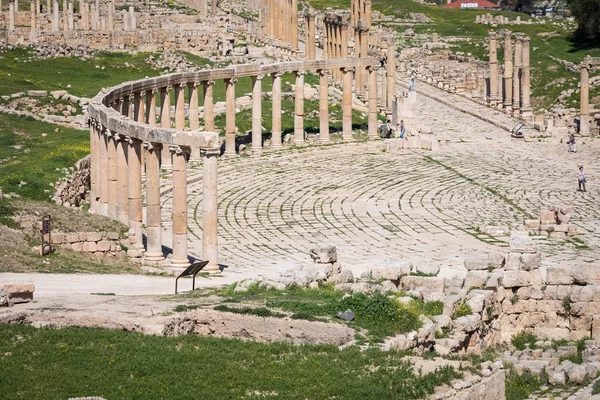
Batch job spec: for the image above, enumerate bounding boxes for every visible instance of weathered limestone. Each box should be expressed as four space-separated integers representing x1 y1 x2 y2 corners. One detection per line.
251 75 263 153
115 135 129 224
127 138 143 250
503 30 513 111
318 69 330 143
271 72 282 148
520 36 532 121
294 71 305 144
580 56 591 135
225 78 237 156
143 143 163 262
160 87 172 169
304 8 316 60
202 146 220 272
175 83 185 131
203 81 215 131
9 0 15 31
107 132 117 219
368 66 378 139
488 31 498 106
512 35 523 116
342 67 354 140
170 146 190 269
387 41 396 113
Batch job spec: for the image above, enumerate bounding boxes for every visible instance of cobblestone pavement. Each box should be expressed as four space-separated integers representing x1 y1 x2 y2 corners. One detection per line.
156 83 600 281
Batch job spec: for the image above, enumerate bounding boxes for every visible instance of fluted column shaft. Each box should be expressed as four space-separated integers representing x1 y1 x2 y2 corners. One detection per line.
30 0 36 31
135 92 145 123
271 73 282 148
319 69 330 143
342 67 354 141
512 36 522 116
89 122 98 213
144 143 163 261
160 87 172 169
175 84 185 130
9 0 15 31
503 30 513 109
580 57 590 134
368 66 378 139
488 31 498 106
107 133 118 219
520 36 532 118
203 81 215 131
386 42 396 113
294 71 305 144
189 83 199 130
202 147 220 272
99 130 108 216
252 75 263 153
147 90 157 126
116 136 129 224
225 78 237 156
127 138 143 249
170 146 189 268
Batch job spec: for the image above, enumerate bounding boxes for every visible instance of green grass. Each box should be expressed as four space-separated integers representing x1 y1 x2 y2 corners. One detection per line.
0 324 462 400
505 370 542 400
213 304 286 318
451 300 473 320
0 113 89 201
511 330 538 351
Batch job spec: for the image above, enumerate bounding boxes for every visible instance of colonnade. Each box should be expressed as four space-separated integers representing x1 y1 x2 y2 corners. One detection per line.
264 0 298 51
488 30 532 120
580 56 600 135
88 58 380 273
323 13 350 82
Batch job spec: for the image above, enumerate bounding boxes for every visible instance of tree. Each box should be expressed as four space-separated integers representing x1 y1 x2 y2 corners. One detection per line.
568 0 600 41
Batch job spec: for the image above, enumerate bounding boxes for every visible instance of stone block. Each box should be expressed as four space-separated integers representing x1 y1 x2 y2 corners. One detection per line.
87 232 102 242
464 256 488 270
309 246 337 264
524 219 540 229
370 262 412 281
97 240 111 252
540 210 556 224
547 369 566 386
66 232 80 243
550 231 566 239
557 213 571 224
3 283 35 303
487 252 505 269
453 314 481 333
28 90 48 97
400 276 445 293
502 271 532 288
52 232 65 244
520 252 541 271
107 232 119 240
545 266 574 285
414 263 440 276
71 242 83 252
509 234 537 253
82 242 97 252
330 269 354 285
464 271 490 289
553 224 569 233
505 253 521 270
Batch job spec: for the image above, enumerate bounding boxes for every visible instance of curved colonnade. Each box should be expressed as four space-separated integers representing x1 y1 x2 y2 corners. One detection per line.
87 57 380 272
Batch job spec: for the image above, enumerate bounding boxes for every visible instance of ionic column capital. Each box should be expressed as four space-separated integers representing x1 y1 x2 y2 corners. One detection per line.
254 74 265 81
151 88 159 94
162 86 172 93
188 81 200 88
138 90 146 97
225 77 238 84
176 82 187 89
200 147 221 158
488 30 497 39
204 80 215 86
521 36 531 45
169 144 191 156
124 136 134 145
272 72 283 78
342 67 355 73
128 93 135 101
317 68 329 77
295 70 306 76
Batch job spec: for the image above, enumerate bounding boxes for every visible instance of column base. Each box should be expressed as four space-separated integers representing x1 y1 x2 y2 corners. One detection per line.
521 108 534 122
204 263 221 273
169 259 190 268
143 252 164 263
160 165 173 171
319 138 331 144
271 144 283 149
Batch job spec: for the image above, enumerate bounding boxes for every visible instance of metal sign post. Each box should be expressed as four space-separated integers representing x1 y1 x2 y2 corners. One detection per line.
175 260 209 294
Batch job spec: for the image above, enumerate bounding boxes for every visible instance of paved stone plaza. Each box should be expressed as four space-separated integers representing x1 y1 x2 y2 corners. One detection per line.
155 84 600 281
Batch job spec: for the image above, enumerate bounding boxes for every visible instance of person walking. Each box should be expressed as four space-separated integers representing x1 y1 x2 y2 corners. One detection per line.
385 120 394 139
578 166 586 192
568 133 576 153
399 120 406 139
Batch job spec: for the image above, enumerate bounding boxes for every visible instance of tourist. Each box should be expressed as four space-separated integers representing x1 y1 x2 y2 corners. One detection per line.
225 49 232 56
399 120 406 139
385 120 394 138
578 166 586 192
567 133 576 153
244 46 249 55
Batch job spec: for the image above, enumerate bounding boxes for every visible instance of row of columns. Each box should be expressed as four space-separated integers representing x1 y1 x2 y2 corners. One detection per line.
323 13 350 82
488 30 532 120
89 120 220 272
265 0 298 50
304 8 316 61
579 56 599 135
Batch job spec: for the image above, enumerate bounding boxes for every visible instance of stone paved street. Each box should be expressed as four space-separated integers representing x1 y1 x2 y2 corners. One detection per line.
156 84 600 281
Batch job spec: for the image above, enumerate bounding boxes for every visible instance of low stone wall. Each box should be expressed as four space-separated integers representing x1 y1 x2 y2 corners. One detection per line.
52 155 90 207
432 370 505 400
51 231 126 257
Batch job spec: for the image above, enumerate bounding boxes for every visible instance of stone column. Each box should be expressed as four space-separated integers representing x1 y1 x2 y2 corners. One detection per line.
46 0 50 14
294 70 305 144
129 5 135 30
90 4 96 29
225 78 237 156
62 0 67 30
271 72 282 148
115 135 129 224
170 145 189 269
8 0 15 31
52 0 59 30
520 36 532 120
318 69 330 143
305 8 315 60
503 30 513 110
323 21 329 60
146 89 157 126
107 0 113 31
127 137 143 249
488 31 498 106
368 66 378 139
387 41 396 114
251 75 263 153
107 132 118 219
160 87 172 169
211 0 216 18
512 35 522 116
341 20 349 59
67 1 73 30
381 67 387 108
291 0 298 50
135 91 145 123
143 143 163 262
81 0 88 30
99 129 109 216
189 82 199 130
201 147 220 272
30 0 36 31
175 84 186 131
89 121 98 213
342 67 354 141
203 81 215 131
580 56 591 135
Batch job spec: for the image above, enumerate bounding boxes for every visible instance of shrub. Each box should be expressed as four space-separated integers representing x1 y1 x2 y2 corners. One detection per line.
213 305 285 318
511 331 538 351
505 370 541 400
451 300 472 319
593 378 600 395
